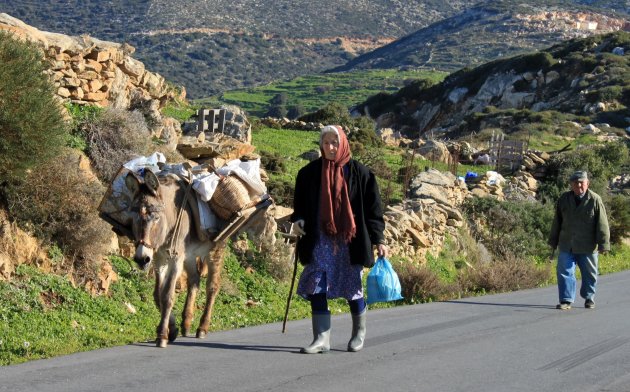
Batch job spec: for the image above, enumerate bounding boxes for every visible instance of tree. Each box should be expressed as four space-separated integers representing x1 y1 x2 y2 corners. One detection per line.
265 104 288 118
287 104 305 119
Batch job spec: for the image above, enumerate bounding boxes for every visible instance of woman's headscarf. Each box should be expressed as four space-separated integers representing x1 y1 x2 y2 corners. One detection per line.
320 125 356 243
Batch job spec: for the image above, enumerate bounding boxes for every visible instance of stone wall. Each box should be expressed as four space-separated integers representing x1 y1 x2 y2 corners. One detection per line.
0 13 182 110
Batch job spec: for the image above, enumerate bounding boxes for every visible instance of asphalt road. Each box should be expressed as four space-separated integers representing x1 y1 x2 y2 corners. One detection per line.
2 271 630 392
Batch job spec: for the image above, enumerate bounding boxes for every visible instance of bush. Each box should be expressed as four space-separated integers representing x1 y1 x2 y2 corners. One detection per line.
462 197 554 262
459 255 552 294
260 150 287 173
287 104 306 120
265 104 287 118
540 143 629 200
608 194 630 245
397 262 448 303
0 32 68 185
298 102 352 125
80 108 154 183
4 149 112 277
265 177 294 207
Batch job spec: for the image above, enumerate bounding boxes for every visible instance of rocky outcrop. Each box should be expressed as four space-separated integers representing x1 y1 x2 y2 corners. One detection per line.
384 169 469 262
0 13 182 110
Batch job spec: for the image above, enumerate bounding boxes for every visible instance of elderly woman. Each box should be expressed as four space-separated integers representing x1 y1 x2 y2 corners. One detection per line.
291 125 388 353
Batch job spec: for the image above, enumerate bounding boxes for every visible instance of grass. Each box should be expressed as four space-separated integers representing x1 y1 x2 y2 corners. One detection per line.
196 69 448 118
0 252 312 366
251 126 320 183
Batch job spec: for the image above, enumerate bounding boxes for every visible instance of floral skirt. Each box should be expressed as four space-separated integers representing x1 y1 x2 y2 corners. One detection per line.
297 231 364 301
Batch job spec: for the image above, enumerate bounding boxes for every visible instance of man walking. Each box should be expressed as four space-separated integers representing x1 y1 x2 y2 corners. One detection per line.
549 171 610 310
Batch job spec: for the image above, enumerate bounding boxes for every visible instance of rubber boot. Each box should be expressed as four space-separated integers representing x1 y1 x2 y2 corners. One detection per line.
347 309 366 352
301 312 331 354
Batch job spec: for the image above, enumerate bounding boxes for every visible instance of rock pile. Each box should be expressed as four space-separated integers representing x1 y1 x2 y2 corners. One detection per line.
260 117 323 131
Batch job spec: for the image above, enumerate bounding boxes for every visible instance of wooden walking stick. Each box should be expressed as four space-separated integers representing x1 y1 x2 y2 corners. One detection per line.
282 231 300 333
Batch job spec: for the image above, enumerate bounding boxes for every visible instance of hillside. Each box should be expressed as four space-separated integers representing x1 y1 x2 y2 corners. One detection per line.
332 1 629 73
0 0 473 98
355 31 630 148
2 1 626 98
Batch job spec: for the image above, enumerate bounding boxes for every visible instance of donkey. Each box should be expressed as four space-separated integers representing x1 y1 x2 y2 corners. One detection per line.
125 169 275 348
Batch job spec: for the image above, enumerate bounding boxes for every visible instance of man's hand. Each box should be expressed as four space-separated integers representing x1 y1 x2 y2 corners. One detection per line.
549 247 556 262
290 219 306 237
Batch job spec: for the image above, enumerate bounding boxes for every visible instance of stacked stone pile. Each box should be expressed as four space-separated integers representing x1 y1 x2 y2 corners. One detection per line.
503 170 539 201
260 117 323 131
0 13 181 110
467 171 506 201
522 150 549 179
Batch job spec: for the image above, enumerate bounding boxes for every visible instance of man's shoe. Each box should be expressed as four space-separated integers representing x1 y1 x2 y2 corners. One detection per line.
556 302 571 310
585 299 595 309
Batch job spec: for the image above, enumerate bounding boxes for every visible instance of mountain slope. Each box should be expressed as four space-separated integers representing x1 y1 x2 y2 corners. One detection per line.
0 0 472 97
1 1 627 98
331 1 629 73
355 31 630 145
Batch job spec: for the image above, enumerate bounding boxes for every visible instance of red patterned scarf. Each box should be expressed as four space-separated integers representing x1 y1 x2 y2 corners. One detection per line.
320 126 356 243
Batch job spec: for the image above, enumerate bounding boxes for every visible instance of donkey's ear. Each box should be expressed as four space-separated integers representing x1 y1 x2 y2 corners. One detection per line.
144 170 160 195
125 172 141 196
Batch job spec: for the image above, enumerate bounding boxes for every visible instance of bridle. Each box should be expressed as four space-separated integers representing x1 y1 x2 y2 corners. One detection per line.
132 204 164 250
131 170 194 260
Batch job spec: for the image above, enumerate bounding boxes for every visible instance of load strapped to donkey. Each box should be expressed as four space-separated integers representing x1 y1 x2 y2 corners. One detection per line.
98 152 273 245
98 152 276 348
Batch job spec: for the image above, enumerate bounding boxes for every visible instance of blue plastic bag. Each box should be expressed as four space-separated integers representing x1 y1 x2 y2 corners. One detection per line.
366 257 403 304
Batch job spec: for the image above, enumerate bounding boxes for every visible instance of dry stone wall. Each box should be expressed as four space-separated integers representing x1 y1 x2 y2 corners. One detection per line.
0 13 182 110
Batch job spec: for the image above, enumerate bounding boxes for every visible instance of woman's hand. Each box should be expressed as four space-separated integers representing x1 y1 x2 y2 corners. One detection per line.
377 243 388 258
290 219 306 236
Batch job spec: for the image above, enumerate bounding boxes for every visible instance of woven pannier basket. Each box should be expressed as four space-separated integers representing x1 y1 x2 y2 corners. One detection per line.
209 175 252 220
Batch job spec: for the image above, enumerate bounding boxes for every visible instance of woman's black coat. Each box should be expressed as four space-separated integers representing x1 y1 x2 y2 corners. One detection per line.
291 158 385 268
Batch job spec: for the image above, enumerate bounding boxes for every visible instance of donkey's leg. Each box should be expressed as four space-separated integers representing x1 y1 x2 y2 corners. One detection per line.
181 257 201 337
156 260 183 348
197 242 226 338
153 268 164 342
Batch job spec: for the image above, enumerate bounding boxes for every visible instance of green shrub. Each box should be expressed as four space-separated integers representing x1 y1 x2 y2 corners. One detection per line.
260 150 287 173
0 31 68 185
298 102 352 125
608 194 630 245
539 143 629 200
596 85 623 102
265 177 294 207
462 197 555 262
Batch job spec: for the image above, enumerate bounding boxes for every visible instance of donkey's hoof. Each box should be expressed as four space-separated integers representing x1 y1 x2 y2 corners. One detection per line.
181 328 191 337
196 329 207 339
168 327 179 342
156 338 168 348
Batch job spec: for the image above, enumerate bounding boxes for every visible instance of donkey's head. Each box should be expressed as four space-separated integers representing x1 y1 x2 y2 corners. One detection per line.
125 170 173 270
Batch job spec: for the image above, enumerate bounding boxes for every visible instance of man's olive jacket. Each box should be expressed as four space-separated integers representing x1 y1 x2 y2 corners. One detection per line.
548 189 610 254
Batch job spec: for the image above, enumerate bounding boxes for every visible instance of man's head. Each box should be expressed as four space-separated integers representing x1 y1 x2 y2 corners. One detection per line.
569 170 589 197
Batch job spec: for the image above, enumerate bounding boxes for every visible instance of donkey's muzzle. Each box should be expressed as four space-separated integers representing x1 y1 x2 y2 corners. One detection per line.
134 244 154 271
134 255 152 271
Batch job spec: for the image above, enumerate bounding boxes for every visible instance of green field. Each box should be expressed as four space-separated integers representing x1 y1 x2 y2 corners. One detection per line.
196 69 448 118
